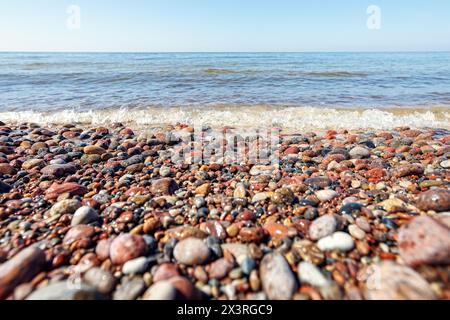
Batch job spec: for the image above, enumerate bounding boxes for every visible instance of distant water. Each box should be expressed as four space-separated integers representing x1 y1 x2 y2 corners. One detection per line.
0 52 449 129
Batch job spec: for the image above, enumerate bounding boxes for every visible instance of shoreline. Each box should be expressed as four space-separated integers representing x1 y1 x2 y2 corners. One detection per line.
0 121 449 300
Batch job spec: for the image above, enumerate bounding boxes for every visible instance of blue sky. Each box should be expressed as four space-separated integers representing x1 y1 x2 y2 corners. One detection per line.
0 0 449 52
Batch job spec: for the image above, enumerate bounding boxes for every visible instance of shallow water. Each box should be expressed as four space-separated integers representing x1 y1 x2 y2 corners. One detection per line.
0 52 449 129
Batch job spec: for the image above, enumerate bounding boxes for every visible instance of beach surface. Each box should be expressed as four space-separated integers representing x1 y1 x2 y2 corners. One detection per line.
0 121 449 300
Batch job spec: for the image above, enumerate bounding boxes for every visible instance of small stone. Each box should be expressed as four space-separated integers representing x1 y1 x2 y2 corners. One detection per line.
150 178 178 195
364 262 436 300
63 225 96 247
195 183 210 196
159 166 171 177
349 146 370 159
297 261 330 287
393 163 424 178
48 199 81 217
22 159 44 170
250 165 274 176
417 189 450 212
305 177 331 189
233 183 247 199
41 164 76 177
153 263 180 282
0 163 14 175
339 203 364 216
167 226 208 240
239 227 265 243
260 253 298 300
142 281 177 300
71 206 99 226
84 267 117 294
348 224 366 240
96 238 114 261
0 181 11 193
309 215 338 241
208 258 234 280
45 182 87 200
252 192 268 203
398 216 450 266
27 281 103 300
440 160 450 169
317 232 355 252
271 188 295 205
122 257 149 275
315 190 338 202
292 240 325 265
0 247 46 299
110 234 148 265
113 278 146 300
264 223 289 239
173 238 210 265
221 244 249 265
84 145 106 155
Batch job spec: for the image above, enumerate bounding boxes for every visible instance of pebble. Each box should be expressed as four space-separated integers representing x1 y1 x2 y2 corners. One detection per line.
208 258 234 280
113 278 146 300
317 232 355 252
349 146 370 159
48 199 81 217
393 163 424 178
63 225 95 247
305 177 331 189
0 247 46 299
142 281 177 300
252 192 268 203
71 206 99 226
315 190 338 202
84 267 117 294
27 281 103 300
297 261 330 287
122 257 149 275
110 234 148 265
271 188 295 205
264 223 289 239
348 224 366 240
416 189 450 212
173 238 210 265
309 215 338 241
150 178 179 195
260 253 298 300
440 160 450 168
398 216 450 266
364 262 436 300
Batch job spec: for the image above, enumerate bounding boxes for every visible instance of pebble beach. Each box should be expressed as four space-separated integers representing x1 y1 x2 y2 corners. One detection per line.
0 120 449 300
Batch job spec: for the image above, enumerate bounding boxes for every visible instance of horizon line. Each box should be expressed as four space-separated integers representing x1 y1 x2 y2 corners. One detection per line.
1 50 450 54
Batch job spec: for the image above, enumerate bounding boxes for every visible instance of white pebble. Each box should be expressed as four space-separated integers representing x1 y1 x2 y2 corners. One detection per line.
317 232 355 252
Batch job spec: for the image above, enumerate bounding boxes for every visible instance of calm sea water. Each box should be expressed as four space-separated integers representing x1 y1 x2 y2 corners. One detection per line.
1 52 450 111
0 52 449 129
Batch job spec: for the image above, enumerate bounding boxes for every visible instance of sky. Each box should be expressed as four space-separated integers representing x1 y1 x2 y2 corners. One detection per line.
0 0 449 52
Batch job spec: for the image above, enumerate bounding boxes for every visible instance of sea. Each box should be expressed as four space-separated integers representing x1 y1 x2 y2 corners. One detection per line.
0 52 449 130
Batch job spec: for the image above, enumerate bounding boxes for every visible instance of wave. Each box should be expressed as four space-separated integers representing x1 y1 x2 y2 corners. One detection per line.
204 68 239 75
0 105 448 130
302 71 369 77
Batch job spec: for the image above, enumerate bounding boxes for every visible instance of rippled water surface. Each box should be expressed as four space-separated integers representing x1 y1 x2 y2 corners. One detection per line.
1 52 450 110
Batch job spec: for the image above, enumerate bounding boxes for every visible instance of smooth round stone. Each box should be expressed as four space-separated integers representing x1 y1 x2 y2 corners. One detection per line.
398 216 450 266
84 267 117 294
26 281 103 300
122 257 149 275
241 257 257 275
153 263 180 282
264 223 289 239
339 203 364 215
194 197 206 208
233 183 247 199
309 215 338 241
364 262 436 300
208 258 234 280
440 160 450 169
159 166 171 177
143 281 177 300
260 253 298 300
271 188 295 205
112 278 146 300
71 206 99 226
63 225 95 246
317 232 355 252
349 146 370 159
48 199 81 217
84 145 106 155
252 192 268 203
110 234 148 265
173 238 210 266
348 224 366 240
417 189 450 212
297 261 330 287
305 177 331 189
315 190 338 202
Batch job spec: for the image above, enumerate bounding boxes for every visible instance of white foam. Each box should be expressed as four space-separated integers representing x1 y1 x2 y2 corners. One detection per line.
0 106 448 130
